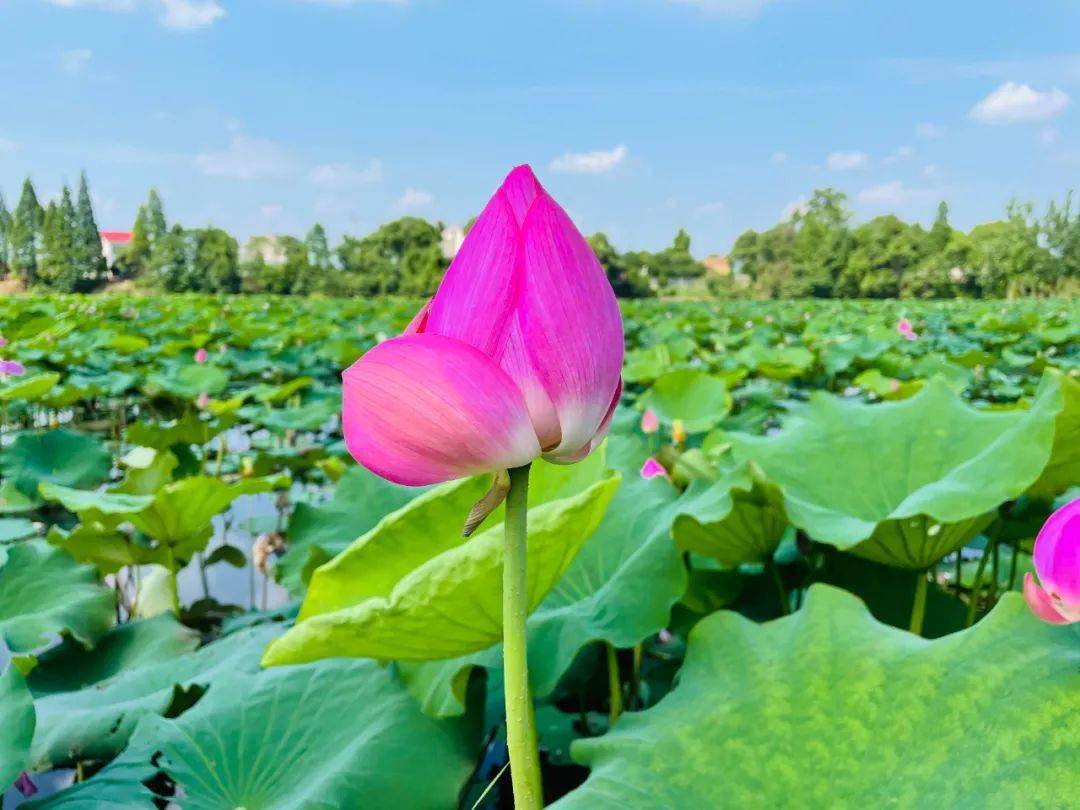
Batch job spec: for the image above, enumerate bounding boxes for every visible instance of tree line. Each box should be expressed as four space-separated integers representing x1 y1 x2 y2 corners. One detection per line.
1 176 1076 298
729 189 1080 299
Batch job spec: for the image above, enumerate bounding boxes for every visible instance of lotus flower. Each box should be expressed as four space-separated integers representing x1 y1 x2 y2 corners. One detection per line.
342 165 623 486
197 391 210 410
1023 498 1080 625
641 408 659 435
0 359 25 377
0 336 6 347
897 318 917 341
194 347 209 364
640 457 667 480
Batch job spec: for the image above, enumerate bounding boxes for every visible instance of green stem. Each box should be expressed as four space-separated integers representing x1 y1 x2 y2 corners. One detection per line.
965 537 995 628
502 464 543 810
630 642 643 710
606 643 622 727
164 547 181 616
909 571 928 636
767 560 790 615
1006 541 1020 592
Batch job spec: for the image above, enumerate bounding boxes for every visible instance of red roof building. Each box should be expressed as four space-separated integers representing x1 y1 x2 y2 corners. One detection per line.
99 230 133 267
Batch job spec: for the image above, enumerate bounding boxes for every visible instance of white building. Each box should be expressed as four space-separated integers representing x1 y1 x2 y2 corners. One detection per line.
100 231 132 267
440 225 465 259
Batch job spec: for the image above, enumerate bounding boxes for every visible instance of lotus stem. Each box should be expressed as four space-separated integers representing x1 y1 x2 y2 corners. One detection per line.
502 463 543 810
630 641 643 710
965 535 996 627
766 560 790 615
606 643 622 727
909 571 928 636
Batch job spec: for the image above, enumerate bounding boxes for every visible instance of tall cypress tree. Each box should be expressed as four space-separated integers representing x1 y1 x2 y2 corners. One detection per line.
57 186 79 291
73 171 107 286
39 200 61 287
145 189 167 242
0 192 11 273
10 178 43 284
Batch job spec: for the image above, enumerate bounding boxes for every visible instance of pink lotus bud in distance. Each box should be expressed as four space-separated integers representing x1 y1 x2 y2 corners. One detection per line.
0 359 25 377
341 165 624 486
197 392 210 410
640 458 667 480
897 318 917 340
0 336 6 347
641 408 659 435
1024 498 1080 624
194 347 209 364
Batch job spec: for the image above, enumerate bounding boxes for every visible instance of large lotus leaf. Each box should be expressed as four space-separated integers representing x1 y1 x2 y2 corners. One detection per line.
38 482 154 523
729 375 1061 568
557 586 1080 809
1028 368 1080 499
0 542 114 654
0 517 36 543
672 463 788 567
28 614 199 695
29 624 279 770
1 429 111 497
0 481 37 514
0 372 60 402
128 475 286 558
399 451 689 717
276 464 426 594
146 363 228 399
125 412 225 449
29 658 476 810
639 369 732 433
46 523 166 575
0 664 34 792
262 473 620 665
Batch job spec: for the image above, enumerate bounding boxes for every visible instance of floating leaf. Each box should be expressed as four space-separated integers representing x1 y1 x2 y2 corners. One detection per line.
558 586 1080 808
1 429 111 497
0 372 60 402
640 369 732 433
1028 368 1080 499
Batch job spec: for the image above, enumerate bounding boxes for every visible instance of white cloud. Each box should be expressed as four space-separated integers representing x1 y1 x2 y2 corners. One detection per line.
61 48 93 75
160 0 224 29
309 160 383 187
259 203 283 218
194 136 292 180
667 0 776 17
970 81 1070 123
883 145 913 165
770 151 787 165
0 138 19 153
857 180 938 207
549 144 628 174
826 150 869 171
922 164 939 179
915 122 946 139
397 188 433 209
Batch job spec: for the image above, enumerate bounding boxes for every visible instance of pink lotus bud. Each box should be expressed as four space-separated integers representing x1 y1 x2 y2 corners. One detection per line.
641 408 659 435
197 392 210 410
896 318 918 340
341 165 623 485
0 336 6 347
640 457 667 480
195 347 209 364
1024 498 1080 624
0 359 25 377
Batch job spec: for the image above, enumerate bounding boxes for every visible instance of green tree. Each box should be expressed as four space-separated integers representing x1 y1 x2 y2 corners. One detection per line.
788 189 853 297
73 172 107 287
836 215 926 298
337 217 445 296
1043 192 1080 295
151 225 192 292
928 201 952 255
0 192 11 275
192 227 240 293
38 187 79 291
10 178 43 284
588 232 651 298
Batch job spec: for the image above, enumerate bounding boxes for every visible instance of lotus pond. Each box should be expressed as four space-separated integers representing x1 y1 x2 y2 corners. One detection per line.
0 294 1078 808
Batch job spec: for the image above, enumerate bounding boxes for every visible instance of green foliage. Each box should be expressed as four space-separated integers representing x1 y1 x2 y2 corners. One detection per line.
558 587 1080 808
0 663 35 791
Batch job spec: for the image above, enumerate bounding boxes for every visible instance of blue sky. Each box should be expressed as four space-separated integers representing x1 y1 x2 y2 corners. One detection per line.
1 0 1078 255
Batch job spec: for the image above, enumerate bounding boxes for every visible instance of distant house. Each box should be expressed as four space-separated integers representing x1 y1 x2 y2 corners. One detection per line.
702 254 731 277
100 231 132 267
241 235 288 267
440 225 465 259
